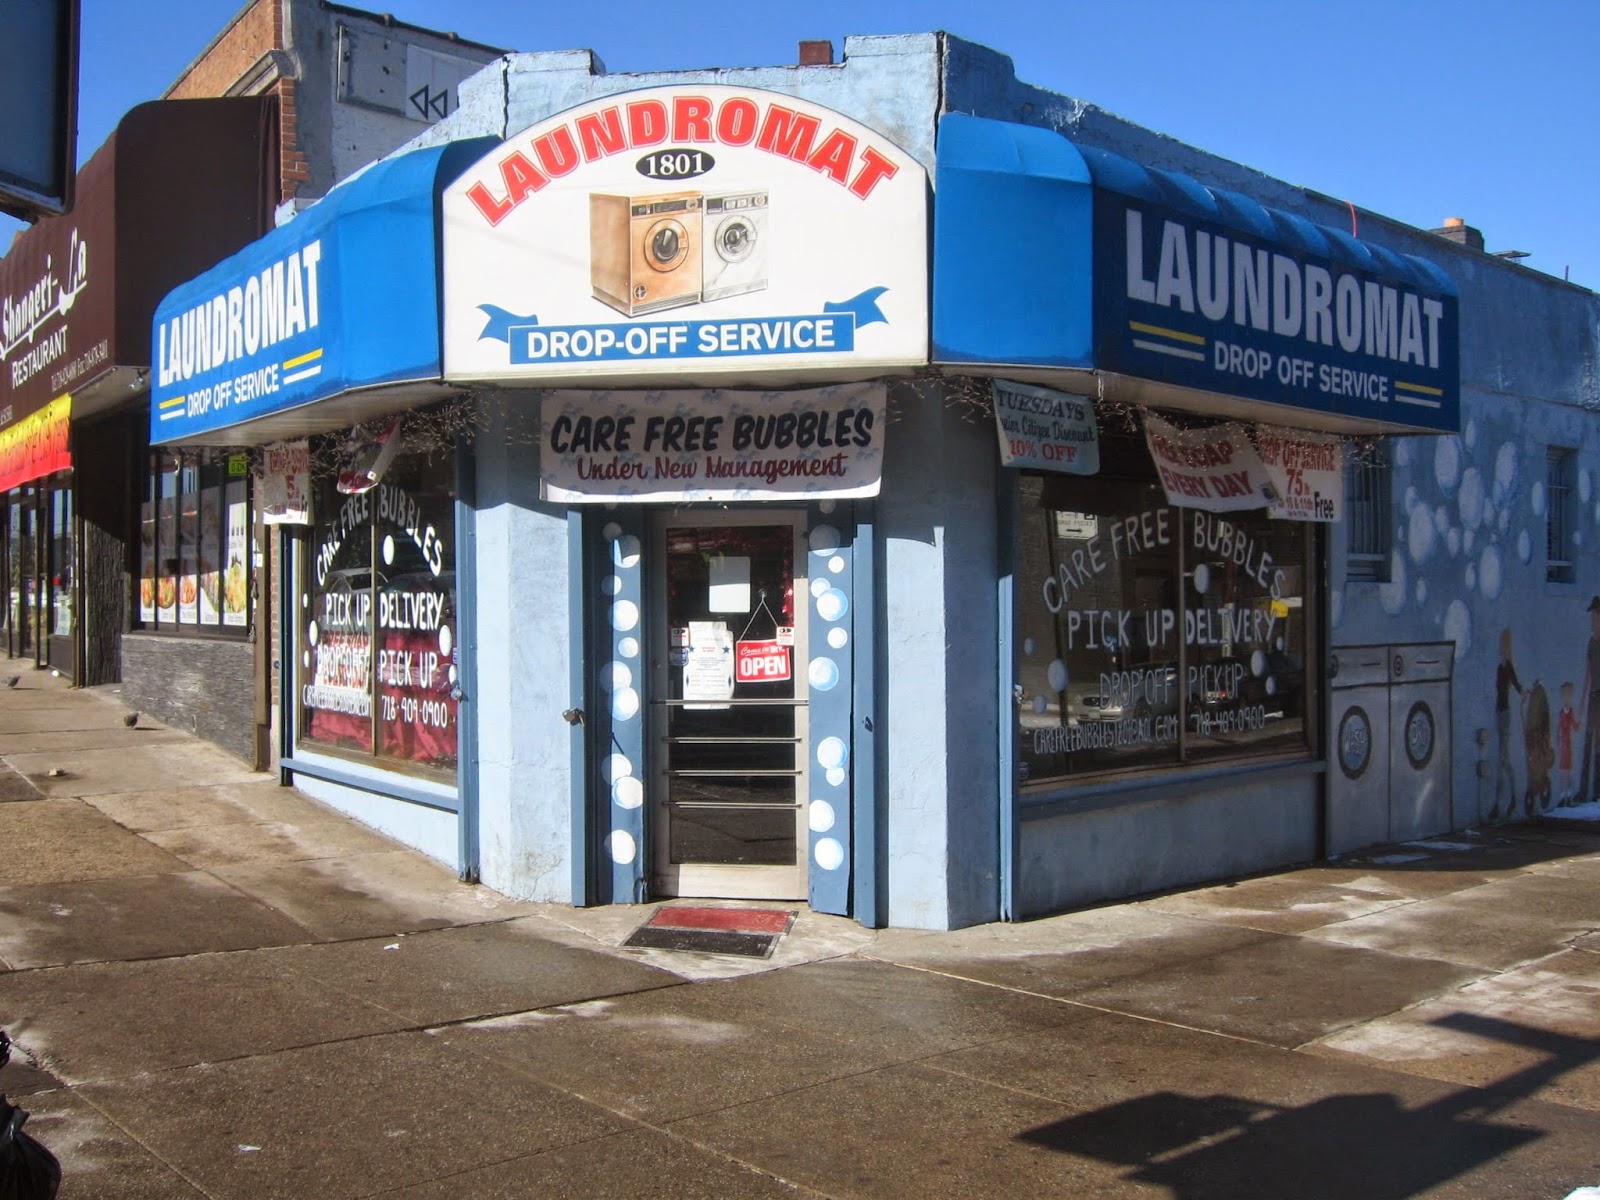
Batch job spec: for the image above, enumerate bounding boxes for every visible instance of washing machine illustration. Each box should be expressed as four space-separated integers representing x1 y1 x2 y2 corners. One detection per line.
701 191 769 303
589 192 703 317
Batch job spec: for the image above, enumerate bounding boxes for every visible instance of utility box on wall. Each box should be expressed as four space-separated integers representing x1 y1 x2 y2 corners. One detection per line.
1328 642 1454 854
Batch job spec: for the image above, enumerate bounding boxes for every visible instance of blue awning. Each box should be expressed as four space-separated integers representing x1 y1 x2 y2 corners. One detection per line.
933 113 1460 434
151 137 497 445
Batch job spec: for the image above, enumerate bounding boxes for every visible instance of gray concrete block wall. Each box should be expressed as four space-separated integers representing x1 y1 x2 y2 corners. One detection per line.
120 633 257 765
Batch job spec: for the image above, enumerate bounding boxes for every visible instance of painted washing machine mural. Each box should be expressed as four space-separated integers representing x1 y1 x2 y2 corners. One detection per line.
1332 412 1600 821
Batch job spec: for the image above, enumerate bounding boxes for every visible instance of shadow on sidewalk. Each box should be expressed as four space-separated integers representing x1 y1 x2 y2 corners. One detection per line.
1018 1014 1600 1198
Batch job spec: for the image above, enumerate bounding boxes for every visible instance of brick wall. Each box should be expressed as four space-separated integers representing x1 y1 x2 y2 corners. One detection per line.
163 0 305 203
164 0 281 99
121 634 257 764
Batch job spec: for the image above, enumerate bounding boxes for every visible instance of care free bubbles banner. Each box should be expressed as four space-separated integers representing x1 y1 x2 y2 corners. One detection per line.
442 85 928 383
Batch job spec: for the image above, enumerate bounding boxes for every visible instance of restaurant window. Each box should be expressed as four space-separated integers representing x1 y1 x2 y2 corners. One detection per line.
298 449 457 774
1016 432 1315 788
1344 440 1391 583
138 451 252 633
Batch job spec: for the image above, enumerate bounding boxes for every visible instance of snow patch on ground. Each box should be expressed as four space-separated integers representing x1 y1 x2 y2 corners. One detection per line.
1552 800 1600 821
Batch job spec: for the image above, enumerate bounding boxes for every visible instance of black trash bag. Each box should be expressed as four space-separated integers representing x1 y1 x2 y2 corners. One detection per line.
0 1099 59 1200
0 1034 59 1200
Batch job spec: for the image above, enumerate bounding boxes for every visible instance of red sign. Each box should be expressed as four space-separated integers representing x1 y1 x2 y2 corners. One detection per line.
735 639 791 683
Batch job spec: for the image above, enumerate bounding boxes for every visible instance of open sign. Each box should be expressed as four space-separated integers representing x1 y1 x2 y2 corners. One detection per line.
735 639 791 683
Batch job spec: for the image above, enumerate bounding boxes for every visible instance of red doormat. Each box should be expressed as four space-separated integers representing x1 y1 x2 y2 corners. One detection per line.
623 907 796 957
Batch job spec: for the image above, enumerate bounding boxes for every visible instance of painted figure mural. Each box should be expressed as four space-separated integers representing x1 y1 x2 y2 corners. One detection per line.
1578 596 1600 806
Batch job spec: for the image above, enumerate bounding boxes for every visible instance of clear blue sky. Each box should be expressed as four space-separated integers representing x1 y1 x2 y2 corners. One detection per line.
9 0 1598 288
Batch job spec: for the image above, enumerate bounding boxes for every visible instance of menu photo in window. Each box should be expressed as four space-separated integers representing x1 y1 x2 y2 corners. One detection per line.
223 481 248 626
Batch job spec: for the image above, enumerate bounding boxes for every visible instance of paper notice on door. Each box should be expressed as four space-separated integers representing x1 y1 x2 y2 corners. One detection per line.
684 622 733 709
707 555 751 612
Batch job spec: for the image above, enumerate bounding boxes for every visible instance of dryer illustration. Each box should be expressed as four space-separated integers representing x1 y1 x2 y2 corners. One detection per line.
701 190 769 303
589 192 703 317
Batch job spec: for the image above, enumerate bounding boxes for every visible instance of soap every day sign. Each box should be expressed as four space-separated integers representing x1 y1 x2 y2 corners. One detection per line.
1143 414 1277 512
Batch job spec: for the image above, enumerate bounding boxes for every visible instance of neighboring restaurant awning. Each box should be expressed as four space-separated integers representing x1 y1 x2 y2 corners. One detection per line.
0 97 273 488
933 112 1460 435
150 137 496 447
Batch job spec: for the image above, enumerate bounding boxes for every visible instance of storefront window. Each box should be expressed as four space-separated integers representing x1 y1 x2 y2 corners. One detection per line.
1016 432 1315 787
139 451 252 632
299 450 457 774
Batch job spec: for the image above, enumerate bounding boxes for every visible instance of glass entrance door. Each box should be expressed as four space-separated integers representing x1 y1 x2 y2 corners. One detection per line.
649 512 807 899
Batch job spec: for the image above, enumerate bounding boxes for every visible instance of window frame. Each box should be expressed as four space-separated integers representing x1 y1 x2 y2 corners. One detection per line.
294 446 459 781
1546 446 1576 584
1013 438 1321 795
137 449 254 637
1344 439 1392 584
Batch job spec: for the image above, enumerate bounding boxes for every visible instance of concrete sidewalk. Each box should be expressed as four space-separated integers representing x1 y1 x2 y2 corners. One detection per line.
2 668 1599 1197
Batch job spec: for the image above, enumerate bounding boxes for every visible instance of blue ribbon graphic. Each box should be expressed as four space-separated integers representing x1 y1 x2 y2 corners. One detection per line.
478 304 539 343
823 287 889 328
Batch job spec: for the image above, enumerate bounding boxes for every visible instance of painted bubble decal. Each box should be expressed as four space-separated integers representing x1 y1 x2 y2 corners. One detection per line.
814 837 845 871
1517 530 1532 564
828 555 846 574
382 535 395 566
602 575 622 597
613 777 644 809
1494 443 1518 505
1408 505 1436 564
1032 695 1048 715
439 624 453 658
602 522 622 541
1531 480 1546 517
825 766 846 787
605 830 637 865
1433 505 1449 537
808 524 841 555
613 535 641 570
603 661 632 692
1434 437 1461 493
1023 638 1036 656
618 636 639 659
811 578 829 598
1330 589 1344 630
1446 527 1461 557
611 599 639 632
611 687 640 721
1458 467 1485 530
1250 650 1266 677
828 627 849 649
602 753 632 784
808 657 840 691
1582 468 1593 504
809 800 836 832
1193 563 1211 594
1415 579 1428 608
1047 660 1068 693
817 736 848 770
816 588 849 622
